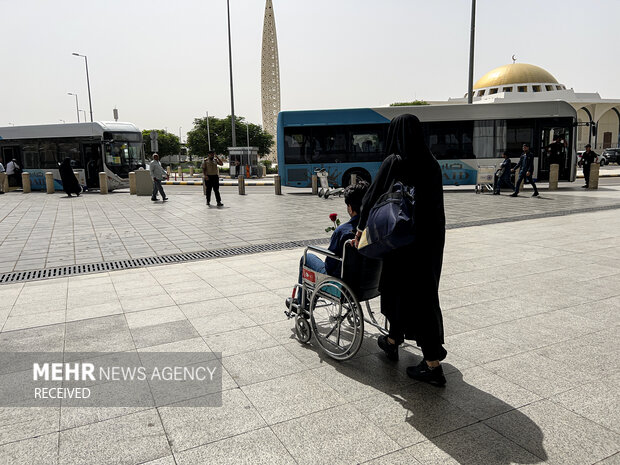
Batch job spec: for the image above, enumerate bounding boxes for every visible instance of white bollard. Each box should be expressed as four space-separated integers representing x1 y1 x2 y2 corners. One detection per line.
45 172 55 194
99 172 108 194
22 172 31 193
129 172 137 195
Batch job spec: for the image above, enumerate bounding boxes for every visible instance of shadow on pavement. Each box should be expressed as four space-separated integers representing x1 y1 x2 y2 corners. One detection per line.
289 329 547 464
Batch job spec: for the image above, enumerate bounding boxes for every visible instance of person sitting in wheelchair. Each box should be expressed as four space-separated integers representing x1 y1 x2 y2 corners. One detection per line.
286 180 370 311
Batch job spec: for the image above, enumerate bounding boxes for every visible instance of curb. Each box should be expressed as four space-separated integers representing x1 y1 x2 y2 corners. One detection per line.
162 180 274 186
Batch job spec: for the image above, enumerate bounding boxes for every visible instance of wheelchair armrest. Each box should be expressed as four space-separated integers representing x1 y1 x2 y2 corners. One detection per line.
306 245 339 260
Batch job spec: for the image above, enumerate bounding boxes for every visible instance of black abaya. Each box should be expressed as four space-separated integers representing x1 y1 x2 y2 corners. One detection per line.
358 114 446 360
59 158 82 195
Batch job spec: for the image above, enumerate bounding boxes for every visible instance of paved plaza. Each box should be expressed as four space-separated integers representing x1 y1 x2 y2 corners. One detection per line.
2 178 620 274
0 182 618 463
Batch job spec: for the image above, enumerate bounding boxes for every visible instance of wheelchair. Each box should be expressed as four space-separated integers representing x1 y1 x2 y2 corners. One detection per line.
285 241 387 361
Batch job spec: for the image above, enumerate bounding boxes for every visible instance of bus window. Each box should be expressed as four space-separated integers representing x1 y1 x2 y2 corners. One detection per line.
349 126 384 162
22 143 40 168
39 142 59 169
425 121 474 159
58 142 81 167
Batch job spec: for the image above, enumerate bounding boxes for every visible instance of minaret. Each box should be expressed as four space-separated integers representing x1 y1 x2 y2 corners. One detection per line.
261 0 280 152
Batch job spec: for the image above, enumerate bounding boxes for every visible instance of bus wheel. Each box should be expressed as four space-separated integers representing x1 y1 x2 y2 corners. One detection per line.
342 169 370 187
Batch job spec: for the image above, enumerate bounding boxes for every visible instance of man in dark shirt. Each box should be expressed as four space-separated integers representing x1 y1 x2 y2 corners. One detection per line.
287 181 369 310
493 152 515 195
580 144 598 188
511 143 539 197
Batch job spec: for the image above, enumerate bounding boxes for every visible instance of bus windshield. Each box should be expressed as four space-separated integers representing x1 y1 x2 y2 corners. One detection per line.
105 132 144 176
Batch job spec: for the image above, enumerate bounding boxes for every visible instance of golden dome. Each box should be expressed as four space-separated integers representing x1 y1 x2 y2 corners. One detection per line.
474 63 559 89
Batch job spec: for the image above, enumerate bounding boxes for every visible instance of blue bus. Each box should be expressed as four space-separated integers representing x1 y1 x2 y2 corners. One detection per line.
277 101 577 187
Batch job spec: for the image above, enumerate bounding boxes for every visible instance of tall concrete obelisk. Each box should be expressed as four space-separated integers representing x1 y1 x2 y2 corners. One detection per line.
261 0 280 153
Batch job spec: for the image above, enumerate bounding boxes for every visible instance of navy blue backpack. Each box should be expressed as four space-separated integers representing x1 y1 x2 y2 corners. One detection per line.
357 180 416 259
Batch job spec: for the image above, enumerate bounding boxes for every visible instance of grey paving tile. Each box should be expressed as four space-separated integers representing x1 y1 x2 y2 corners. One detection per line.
0 432 58 465
407 422 541 465
0 324 65 351
119 294 177 313
65 300 123 322
203 326 280 357
189 308 257 336
550 378 620 434
64 315 134 353
58 409 170 465
130 319 200 349
272 403 400 465
485 399 620 465
158 388 266 453
350 386 477 448
175 427 296 465
242 370 345 425
123 306 185 329
2 310 66 332
437 365 542 420
0 407 60 445
178 298 238 319
222 345 305 387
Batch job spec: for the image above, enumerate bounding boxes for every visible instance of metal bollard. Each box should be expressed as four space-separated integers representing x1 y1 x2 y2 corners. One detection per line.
45 172 55 194
311 174 318 195
350 174 357 186
99 172 108 194
129 172 137 195
274 174 282 195
238 175 246 195
22 172 31 193
548 164 559 191
589 163 600 190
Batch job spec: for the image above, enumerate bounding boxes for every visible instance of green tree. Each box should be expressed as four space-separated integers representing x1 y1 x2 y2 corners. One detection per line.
142 130 181 159
389 100 430 106
186 115 274 159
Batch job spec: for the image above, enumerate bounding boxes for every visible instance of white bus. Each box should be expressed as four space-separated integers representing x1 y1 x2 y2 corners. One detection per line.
277 101 577 187
0 122 145 191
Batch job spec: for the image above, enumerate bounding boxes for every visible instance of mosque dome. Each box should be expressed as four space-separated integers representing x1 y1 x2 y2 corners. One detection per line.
471 63 566 97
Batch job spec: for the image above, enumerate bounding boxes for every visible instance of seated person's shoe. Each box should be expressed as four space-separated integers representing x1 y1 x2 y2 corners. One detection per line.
377 335 399 361
406 360 446 387
285 297 300 314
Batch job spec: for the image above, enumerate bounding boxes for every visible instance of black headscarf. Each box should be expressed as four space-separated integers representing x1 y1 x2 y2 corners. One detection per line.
384 114 436 187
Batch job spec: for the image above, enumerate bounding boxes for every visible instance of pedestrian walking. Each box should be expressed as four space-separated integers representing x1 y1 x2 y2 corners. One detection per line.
493 152 515 195
579 144 598 188
511 143 539 197
201 150 224 207
353 114 448 386
58 157 82 197
150 153 168 201
6 158 22 188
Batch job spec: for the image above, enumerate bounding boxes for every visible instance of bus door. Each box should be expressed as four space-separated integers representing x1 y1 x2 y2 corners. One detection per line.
83 143 102 188
1 146 21 167
539 126 571 181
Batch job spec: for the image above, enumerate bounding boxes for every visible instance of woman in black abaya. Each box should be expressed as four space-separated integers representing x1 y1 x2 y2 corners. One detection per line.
59 157 82 197
354 114 447 386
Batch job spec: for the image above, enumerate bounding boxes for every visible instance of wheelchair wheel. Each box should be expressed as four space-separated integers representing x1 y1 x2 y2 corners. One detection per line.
324 190 330 199
309 278 364 361
295 316 311 343
318 187 325 198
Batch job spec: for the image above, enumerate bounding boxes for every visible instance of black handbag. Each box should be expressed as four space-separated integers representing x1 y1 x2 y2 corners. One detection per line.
357 179 416 259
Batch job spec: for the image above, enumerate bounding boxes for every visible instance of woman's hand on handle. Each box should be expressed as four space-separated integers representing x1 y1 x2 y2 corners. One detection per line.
352 230 362 249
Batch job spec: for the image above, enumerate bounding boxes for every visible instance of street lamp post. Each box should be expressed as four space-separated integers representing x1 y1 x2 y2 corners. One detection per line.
179 127 182 164
206 111 211 151
467 0 476 104
67 92 80 122
227 0 236 147
72 52 93 122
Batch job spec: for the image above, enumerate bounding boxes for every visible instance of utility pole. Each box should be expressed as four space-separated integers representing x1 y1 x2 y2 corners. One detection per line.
227 0 237 147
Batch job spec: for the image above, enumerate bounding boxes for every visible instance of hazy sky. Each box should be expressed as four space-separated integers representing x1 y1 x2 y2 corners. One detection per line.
2 0 618 141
